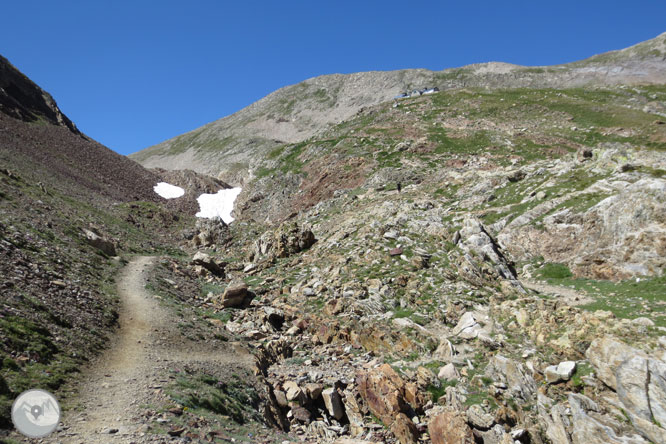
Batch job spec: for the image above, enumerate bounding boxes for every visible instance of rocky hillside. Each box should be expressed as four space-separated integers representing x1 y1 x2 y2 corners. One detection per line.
0 56 192 431
131 32 666 183
2 34 666 444
122 36 666 443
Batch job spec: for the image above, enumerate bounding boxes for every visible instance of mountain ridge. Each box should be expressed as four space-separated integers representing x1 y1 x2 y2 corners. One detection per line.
131 32 666 183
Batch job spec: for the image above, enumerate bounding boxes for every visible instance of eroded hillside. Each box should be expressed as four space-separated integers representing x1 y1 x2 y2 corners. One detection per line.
131 32 666 184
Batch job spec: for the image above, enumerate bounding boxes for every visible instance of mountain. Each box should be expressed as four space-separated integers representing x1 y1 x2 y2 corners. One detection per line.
3 33 666 444
130 32 666 183
0 55 190 428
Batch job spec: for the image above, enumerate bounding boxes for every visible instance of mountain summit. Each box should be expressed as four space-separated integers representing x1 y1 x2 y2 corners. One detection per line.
130 32 666 183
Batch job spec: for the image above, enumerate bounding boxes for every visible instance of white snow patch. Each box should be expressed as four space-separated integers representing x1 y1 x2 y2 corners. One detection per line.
196 187 242 224
154 182 185 199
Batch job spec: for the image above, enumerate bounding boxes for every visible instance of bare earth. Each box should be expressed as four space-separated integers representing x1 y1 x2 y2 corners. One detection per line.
40 256 253 444
523 280 594 306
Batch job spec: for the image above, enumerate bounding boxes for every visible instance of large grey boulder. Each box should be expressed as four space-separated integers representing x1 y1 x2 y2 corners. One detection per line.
568 393 647 444
456 218 525 291
586 336 646 390
485 355 536 402
586 336 666 443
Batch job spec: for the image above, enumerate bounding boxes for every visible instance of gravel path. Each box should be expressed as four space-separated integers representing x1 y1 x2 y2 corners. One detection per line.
523 280 593 306
40 256 253 444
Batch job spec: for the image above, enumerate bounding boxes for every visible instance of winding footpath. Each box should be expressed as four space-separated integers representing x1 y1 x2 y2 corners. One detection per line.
41 256 252 444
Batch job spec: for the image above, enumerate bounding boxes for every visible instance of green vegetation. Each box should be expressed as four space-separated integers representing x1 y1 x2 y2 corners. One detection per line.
535 264 666 327
166 370 262 424
537 263 573 279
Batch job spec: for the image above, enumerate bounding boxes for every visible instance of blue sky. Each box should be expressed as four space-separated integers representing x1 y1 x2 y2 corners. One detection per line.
1 1 664 156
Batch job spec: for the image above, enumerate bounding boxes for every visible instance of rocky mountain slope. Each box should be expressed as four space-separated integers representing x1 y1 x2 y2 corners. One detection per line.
131 32 666 183
0 56 193 433
2 34 666 444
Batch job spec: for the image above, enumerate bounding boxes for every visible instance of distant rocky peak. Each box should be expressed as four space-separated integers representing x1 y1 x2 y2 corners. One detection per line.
0 55 79 134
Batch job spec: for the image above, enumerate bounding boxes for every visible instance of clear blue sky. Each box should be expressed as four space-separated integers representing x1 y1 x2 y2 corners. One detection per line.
1 1 664 156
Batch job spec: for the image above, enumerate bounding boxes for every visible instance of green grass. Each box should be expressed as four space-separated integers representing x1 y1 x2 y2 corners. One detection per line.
537 263 573 279
166 371 261 424
535 264 666 327
426 379 458 402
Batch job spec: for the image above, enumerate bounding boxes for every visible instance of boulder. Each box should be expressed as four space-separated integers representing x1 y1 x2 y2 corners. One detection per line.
545 361 576 384
586 336 645 390
568 393 648 444
253 222 316 260
438 363 459 381
291 406 312 424
82 228 117 256
466 404 495 430
356 364 407 424
615 356 666 443
356 364 418 442
192 217 230 247
191 251 224 276
452 312 483 339
390 412 419 444
218 281 248 308
429 408 475 444
485 355 536 402
322 387 345 420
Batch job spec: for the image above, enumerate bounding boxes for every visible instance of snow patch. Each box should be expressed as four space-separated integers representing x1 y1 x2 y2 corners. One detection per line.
196 188 242 224
154 182 185 199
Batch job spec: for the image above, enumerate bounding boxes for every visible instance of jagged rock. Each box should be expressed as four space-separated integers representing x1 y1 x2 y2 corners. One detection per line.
457 218 524 291
433 339 455 361
466 404 495 430
615 355 666 443
390 412 419 444
191 251 224 276
356 363 420 442
218 281 248 308
304 383 323 400
452 312 483 339
356 364 408 424
342 387 367 438
403 382 428 410
443 385 465 410
283 381 303 402
291 406 312 424
274 389 288 408
254 338 293 375
537 393 572 444
568 393 648 444
254 222 316 260
416 366 438 389
476 424 513 444
192 216 230 247
82 228 117 256
545 361 576 383
322 387 345 420
586 336 646 390
307 420 337 440
428 408 474 444
485 355 536 402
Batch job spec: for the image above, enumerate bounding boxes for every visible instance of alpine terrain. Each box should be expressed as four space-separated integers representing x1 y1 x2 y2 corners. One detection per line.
1 33 666 444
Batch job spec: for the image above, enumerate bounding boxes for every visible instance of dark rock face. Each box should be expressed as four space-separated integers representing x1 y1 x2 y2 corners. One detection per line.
0 55 78 133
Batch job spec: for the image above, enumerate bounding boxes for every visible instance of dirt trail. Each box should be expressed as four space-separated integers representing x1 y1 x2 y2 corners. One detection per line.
523 280 593 306
43 256 253 444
